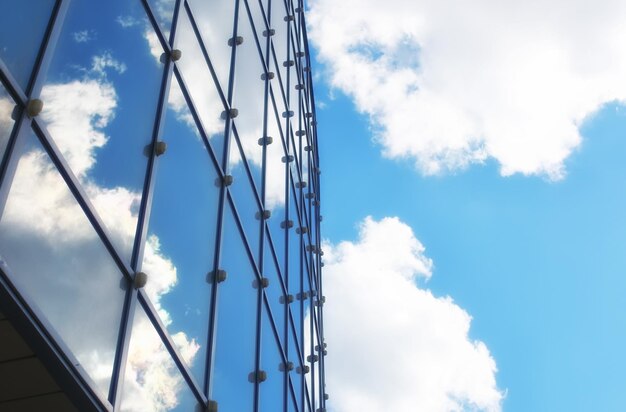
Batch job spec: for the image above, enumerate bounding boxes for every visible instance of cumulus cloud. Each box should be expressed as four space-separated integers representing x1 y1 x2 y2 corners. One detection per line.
309 0 626 179
1 53 198 409
323 217 502 412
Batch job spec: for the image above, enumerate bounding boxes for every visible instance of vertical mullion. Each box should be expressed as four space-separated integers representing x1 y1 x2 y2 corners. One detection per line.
108 0 182 408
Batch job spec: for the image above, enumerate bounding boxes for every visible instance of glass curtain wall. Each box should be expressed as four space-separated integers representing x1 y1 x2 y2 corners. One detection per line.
0 0 325 411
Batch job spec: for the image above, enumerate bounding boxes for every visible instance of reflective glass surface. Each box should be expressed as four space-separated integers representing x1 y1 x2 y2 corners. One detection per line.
175 9 225 164
120 305 200 412
259 304 284 412
0 129 125 397
148 0 176 38
0 1 324 410
231 9 265 193
186 0 235 92
211 206 257 411
40 0 165 262
0 1 55 89
228 136 262 263
141 82 220 387
0 82 16 160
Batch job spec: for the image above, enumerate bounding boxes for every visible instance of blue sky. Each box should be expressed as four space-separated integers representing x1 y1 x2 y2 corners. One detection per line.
309 1 626 410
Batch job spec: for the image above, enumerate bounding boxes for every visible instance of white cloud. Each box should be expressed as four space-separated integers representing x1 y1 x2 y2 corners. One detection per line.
72 30 93 43
309 0 626 179
116 15 140 28
323 217 502 412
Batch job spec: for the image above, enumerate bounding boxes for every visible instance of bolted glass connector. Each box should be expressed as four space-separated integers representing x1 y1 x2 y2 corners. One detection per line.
295 130 305 136
297 51 305 57
321 262 325 267
26 99 44 118
222 174 234 186
295 84 304 90
261 72 275 80
295 7 303 13
258 136 273 146
284 15 294 21
311 120 318 126
170 49 182 61
283 60 295 67
296 291 308 300
306 245 315 252
323 349 328 356
312 200 319 207
262 209 271 219
324 394 329 401
282 110 294 118
296 226 308 234
319 215 323 221
296 181 307 189
155 141 167 156
307 354 319 363
279 361 294 372
207 400 218 412
303 67 310 72
208 269 228 283
304 145 311 152
221 108 239 119
317 408 326 412
253 277 270 289
281 220 294 229
280 294 294 304
248 370 267 383
305 192 315 199
305 112 313 118
263 28 275 37
281 155 294 163
296 365 310 374
228 36 244 46
134 272 148 289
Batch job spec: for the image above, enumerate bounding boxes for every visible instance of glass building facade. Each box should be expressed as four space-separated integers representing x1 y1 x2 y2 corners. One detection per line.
0 1 325 411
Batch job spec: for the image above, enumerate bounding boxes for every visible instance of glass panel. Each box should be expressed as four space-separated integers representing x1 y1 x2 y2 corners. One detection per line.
288 319 303 411
211 205 257 411
0 129 125 397
263 237 286 348
259 302 285 412
120 305 200 412
175 10 225 164
0 82 17 160
147 0 176 38
288 189 302 345
40 0 165 262
269 0 289 92
0 1 55 90
186 0 236 92
231 10 265 193
265 101 287 271
228 136 262 264
141 82 220 387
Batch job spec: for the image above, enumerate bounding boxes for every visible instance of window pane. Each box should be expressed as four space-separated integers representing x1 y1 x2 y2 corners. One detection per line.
231 10 265 194
120 305 200 412
259 303 285 412
0 1 55 90
186 0 235 93
147 0 176 38
0 129 125 398
228 136 262 264
40 0 165 262
141 81 220 387
263 237 286 349
211 205 257 411
0 82 17 160
175 10 225 164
